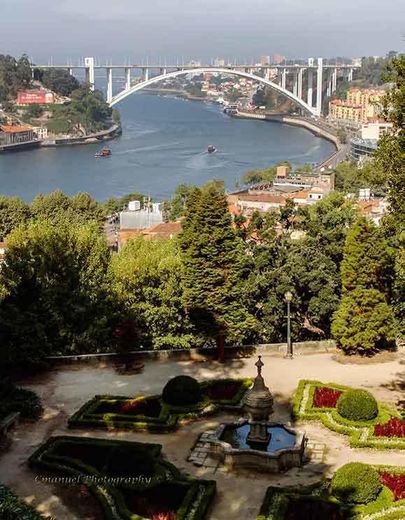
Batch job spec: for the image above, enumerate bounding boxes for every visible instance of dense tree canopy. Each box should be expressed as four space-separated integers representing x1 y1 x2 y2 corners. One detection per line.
0 221 115 367
47 86 113 134
38 68 80 97
0 196 31 241
0 54 31 105
111 237 193 349
179 184 256 358
332 218 396 355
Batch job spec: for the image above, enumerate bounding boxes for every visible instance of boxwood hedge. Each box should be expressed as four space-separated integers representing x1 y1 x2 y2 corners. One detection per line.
293 380 405 450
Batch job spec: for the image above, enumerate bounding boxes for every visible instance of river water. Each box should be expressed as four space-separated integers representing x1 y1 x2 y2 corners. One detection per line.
0 94 335 202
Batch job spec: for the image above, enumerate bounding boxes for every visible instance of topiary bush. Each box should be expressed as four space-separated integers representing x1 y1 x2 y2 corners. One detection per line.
330 462 382 504
336 389 378 422
162 376 202 406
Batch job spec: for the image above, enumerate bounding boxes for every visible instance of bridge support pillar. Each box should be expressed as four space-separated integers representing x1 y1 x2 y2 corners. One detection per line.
316 57 323 116
84 57 95 91
69 68 73 76
327 71 332 97
332 68 337 93
107 67 113 103
125 68 131 90
143 68 149 82
293 71 298 97
297 69 303 100
264 68 270 81
348 68 353 82
307 69 313 107
281 68 287 90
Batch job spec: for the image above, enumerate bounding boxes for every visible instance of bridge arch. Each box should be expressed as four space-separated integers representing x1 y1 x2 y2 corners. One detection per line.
109 67 317 115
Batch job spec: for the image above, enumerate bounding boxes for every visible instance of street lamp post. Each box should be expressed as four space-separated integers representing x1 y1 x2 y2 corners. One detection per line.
284 291 293 359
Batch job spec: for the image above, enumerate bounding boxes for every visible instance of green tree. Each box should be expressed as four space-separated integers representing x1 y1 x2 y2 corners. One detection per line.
26 103 44 119
39 68 80 96
246 236 340 342
0 196 31 241
31 191 104 226
0 221 115 367
179 184 256 360
332 218 396 355
111 237 192 349
0 54 31 104
298 191 356 264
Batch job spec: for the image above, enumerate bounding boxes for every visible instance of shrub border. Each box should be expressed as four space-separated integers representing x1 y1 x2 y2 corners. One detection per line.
293 380 405 450
0 483 47 519
68 378 253 433
257 465 405 520
29 435 216 520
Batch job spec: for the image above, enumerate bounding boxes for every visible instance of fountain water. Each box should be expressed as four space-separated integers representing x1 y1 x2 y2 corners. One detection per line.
208 356 306 472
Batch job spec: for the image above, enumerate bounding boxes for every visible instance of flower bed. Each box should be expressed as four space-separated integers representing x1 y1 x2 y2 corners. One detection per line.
374 418 405 438
29 436 216 520
257 465 405 520
68 378 253 434
312 387 342 409
293 380 405 450
379 473 405 501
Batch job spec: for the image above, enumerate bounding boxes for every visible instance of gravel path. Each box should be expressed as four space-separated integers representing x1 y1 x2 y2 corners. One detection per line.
1 351 404 519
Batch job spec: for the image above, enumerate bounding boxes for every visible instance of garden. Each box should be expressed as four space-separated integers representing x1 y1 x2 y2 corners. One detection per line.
293 380 405 449
257 463 405 520
68 376 253 433
29 435 216 520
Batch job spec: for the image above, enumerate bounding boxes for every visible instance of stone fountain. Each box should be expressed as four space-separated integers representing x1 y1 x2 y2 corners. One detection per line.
207 356 306 473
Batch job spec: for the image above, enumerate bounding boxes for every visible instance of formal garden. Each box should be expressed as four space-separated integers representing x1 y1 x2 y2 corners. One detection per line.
0 352 404 520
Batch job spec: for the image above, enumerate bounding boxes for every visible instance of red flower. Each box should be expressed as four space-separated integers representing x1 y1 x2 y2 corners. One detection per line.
380 472 405 501
151 511 176 520
312 387 342 408
374 418 405 438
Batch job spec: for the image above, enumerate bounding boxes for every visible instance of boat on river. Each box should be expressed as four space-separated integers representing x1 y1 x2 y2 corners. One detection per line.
95 147 112 158
207 144 216 153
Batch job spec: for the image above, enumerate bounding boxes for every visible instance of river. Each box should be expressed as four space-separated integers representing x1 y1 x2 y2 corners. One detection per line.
0 94 335 202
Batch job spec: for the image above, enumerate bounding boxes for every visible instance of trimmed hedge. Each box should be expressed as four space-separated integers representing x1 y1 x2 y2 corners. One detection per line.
0 379 43 421
68 378 253 433
257 464 405 520
0 484 46 519
337 389 378 422
293 380 405 450
162 376 202 406
331 462 382 504
29 436 216 520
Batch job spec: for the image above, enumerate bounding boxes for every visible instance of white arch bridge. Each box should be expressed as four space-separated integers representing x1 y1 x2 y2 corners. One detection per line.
33 58 359 117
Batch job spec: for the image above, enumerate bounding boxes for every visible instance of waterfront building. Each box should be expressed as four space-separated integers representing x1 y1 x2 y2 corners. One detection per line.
349 137 378 162
0 124 35 145
228 166 334 216
33 126 49 140
329 88 386 124
360 122 393 140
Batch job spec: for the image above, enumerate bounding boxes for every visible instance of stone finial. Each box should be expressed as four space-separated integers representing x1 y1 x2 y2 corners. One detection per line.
255 355 264 376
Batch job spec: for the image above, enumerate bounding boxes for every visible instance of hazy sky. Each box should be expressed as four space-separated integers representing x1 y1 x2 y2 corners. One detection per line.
1 0 404 62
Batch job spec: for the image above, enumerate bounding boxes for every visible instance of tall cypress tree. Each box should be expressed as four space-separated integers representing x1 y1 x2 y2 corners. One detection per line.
332 218 396 355
179 184 256 361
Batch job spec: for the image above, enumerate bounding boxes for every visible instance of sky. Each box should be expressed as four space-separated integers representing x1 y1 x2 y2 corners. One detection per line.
1 0 404 63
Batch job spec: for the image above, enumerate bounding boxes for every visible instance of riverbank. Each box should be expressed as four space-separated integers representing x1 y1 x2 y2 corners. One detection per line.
233 111 340 148
41 123 122 148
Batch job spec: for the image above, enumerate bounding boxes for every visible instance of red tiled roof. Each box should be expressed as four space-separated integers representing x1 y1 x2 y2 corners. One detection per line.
0 124 33 133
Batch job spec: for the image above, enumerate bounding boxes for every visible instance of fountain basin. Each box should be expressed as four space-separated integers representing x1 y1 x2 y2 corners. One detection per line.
209 420 306 473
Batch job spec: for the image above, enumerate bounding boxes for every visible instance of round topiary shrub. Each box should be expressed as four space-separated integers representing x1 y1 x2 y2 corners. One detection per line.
162 375 202 406
330 462 382 504
336 389 378 422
